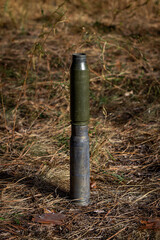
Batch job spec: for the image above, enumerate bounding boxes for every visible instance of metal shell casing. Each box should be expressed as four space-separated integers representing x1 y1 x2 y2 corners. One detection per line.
70 53 90 206
70 125 90 206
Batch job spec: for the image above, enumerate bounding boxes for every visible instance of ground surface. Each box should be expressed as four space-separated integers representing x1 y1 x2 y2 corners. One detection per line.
0 0 160 239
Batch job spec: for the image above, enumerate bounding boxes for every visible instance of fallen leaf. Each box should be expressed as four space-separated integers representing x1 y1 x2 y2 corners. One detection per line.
90 177 97 189
140 218 160 230
115 60 121 71
32 213 66 225
90 181 97 189
124 90 133 97
43 208 55 214
94 209 105 214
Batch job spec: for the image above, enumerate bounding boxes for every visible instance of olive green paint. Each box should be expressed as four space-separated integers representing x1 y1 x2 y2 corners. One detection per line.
70 54 89 125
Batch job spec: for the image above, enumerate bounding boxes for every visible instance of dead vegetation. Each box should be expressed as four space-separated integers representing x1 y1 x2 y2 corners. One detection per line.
0 0 160 239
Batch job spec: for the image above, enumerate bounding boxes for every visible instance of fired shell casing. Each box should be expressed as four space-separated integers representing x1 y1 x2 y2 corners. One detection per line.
70 125 90 206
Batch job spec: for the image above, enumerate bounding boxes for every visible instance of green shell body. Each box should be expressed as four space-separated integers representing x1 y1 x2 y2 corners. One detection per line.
70 53 89 125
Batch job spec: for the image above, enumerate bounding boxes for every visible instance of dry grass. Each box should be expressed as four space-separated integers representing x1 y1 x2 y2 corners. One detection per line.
0 0 160 239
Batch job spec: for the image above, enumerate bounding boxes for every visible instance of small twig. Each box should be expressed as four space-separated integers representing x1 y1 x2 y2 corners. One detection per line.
105 202 118 218
106 227 126 240
18 141 35 159
0 78 10 152
133 188 160 204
